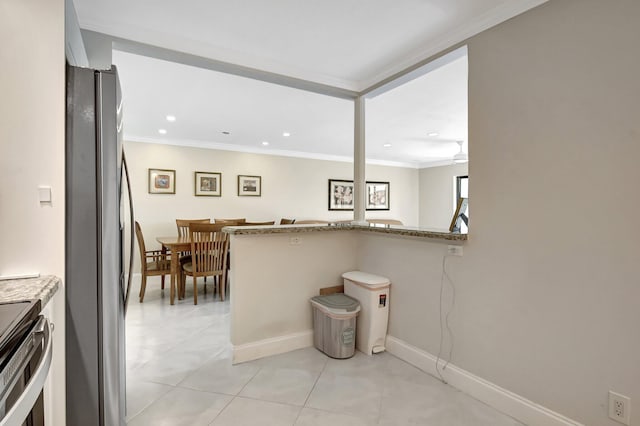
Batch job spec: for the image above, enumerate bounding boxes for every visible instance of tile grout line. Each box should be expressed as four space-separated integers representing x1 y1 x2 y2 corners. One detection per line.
207 391 236 426
172 346 234 390
375 361 388 424
235 363 263 396
207 360 267 423
292 354 329 423
230 393 306 409
124 380 177 424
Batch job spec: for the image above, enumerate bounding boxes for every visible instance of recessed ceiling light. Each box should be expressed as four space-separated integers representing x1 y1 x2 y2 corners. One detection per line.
222 131 231 135
158 129 167 135
383 143 392 148
428 132 439 137
166 115 176 122
261 141 269 146
283 132 291 137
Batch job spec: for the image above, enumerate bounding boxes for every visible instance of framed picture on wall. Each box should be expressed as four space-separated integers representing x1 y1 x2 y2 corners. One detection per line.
328 179 354 210
238 175 261 196
148 168 175 194
194 171 222 196
365 181 389 210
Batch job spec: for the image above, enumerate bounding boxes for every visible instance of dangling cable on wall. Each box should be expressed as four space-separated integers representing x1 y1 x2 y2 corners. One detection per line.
435 254 457 384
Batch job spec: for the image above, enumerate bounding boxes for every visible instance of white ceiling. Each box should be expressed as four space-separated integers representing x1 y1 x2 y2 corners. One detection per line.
113 50 356 161
113 49 467 167
74 0 545 167
366 53 468 166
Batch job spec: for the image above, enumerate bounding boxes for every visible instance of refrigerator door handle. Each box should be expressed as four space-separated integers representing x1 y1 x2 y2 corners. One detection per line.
122 149 135 315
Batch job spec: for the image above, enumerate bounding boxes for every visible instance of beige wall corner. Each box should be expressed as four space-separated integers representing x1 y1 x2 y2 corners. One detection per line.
0 0 66 424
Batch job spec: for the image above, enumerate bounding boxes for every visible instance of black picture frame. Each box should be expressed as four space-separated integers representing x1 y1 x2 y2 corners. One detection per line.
328 179 354 210
328 179 391 211
365 181 390 210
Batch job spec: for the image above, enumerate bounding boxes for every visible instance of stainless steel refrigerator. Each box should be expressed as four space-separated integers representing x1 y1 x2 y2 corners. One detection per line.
65 65 134 426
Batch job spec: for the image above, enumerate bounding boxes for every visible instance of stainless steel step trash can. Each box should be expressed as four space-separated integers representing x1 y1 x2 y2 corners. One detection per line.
310 293 361 359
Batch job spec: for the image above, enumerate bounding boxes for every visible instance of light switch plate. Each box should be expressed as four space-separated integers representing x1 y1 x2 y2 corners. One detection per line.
38 186 52 203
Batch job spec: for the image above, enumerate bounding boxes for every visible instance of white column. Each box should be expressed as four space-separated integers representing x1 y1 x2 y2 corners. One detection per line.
353 96 366 223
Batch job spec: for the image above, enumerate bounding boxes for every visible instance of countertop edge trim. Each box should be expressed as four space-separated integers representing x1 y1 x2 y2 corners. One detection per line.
223 224 467 241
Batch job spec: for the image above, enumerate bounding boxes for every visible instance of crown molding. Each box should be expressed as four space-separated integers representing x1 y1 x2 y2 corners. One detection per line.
126 136 424 169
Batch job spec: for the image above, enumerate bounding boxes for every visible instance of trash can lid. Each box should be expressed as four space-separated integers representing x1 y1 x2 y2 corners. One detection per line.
310 293 360 312
342 271 390 288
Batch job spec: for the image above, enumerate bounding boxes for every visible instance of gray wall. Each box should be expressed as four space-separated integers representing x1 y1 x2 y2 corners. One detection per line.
361 1 640 425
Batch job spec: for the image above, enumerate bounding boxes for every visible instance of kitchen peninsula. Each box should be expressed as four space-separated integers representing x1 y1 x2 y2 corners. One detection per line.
224 223 466 364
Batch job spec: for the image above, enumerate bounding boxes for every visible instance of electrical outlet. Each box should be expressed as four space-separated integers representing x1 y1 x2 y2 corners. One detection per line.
289 236 302 245
447 245 463 256
609 391 631 425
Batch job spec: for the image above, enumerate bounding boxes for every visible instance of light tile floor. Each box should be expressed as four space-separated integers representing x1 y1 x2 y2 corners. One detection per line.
126 277 523 425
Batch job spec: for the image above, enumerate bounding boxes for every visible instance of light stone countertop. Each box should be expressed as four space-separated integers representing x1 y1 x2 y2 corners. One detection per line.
0 275 61 308
223 223 467 241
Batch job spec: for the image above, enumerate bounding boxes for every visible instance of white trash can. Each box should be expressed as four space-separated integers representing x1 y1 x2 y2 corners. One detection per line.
342 271 390 355
310 293 361 359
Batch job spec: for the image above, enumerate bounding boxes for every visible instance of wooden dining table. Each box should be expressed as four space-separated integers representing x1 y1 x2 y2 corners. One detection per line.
156 236 191 305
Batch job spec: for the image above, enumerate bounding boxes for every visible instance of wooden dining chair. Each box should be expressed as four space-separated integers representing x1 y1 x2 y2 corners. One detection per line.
180 223 230 304
176 218 211 295
367 219 404 225
176 218 210 237
135 221 171 302
279 218 296 225
243 221 275 226
214 218 246 226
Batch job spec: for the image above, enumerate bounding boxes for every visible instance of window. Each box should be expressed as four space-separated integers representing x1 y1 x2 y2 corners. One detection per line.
456 175 468 203
456 175 468 233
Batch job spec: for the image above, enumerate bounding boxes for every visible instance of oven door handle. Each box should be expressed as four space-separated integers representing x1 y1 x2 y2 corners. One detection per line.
0 317 52 426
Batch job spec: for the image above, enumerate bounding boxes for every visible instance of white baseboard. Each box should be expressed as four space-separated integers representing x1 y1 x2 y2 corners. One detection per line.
386 335 583 426
233 330 314 364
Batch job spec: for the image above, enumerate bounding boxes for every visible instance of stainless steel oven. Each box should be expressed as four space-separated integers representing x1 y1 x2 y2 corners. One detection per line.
0 300 52 426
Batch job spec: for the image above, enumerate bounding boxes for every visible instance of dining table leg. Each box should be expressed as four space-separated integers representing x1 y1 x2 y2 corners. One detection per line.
170 247 178 305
